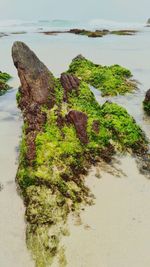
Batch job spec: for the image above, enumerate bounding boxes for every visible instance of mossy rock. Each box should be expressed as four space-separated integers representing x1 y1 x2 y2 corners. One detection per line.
0 72 11 95
143 100 150 115
111 30 137 36
16 56 148 267
143 89 150 115
67 56 137 96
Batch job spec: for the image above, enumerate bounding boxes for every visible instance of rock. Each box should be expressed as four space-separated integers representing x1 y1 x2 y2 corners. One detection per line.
72 54 86 62
12 41 55 106
111 30 137 36
143 89 150 115
66 110 88 144
88 31 103 38
147 18 150 24
69 28 87 34
144 89 150 101
69 28 105 38
92 120 100 133
60 73 80 101
12 41 55 163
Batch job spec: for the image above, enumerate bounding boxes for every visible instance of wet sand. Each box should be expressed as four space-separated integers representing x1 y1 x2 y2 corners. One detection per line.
0 89 33 266
62 156 150 267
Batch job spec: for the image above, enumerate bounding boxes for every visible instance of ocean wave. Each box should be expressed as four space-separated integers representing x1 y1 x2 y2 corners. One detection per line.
88 19 145 30
0 19 146 33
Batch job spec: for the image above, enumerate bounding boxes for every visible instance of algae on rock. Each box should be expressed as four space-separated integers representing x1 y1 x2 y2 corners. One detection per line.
0 71 11 95
12 42 148 267
143 89 150 115
67 55 137 96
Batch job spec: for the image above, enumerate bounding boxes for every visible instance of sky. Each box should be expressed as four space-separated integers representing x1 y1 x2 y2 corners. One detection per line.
0 0 150 23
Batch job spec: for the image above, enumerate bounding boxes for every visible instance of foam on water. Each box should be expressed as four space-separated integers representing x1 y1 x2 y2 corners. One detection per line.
0 18 147 33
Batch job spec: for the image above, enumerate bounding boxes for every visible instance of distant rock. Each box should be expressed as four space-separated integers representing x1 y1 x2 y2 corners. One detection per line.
147 18 150 24
42 28 138 38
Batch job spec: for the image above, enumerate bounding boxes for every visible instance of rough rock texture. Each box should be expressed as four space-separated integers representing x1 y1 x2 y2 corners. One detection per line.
12 41 55 163
66 110 88 144
144 89 150 102
92 120 100 133
12 41 55 105
143 89 150 115
60 73 80 101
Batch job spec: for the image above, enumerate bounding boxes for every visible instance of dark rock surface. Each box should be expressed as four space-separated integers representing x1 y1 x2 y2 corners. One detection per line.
42 28 138 38
143 89 150 115
144 89 150 102
12 41 55 163
92 120 100 133
12 41 55 105
60 73 80 101
67 110 88 144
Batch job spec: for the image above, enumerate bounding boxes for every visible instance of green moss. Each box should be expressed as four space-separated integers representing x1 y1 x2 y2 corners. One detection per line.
0 72 11 94
143 100 150 115
17 59 148 267
69 29 137 38
69 29 104 38
53 78 64 105
111 30 137 36
16 90 21 105
27 224 62 267
67 56 137 96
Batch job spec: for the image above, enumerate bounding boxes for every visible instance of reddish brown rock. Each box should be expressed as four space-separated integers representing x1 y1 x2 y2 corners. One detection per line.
12 42 55 163
92 120 100 133
12 41 55 106
144 89 150 102
60 73 80 101
67 110 88 144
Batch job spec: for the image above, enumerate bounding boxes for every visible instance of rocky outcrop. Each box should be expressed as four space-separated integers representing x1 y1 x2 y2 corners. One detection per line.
146 18 150 26
12 43 149 267
12 41 55 106
144 89 150 102
12 42 55 163
66 110 88 144
0 72 11 93
92 120 100 133
60 73 80 101
143 89 150 115
42 28 137 38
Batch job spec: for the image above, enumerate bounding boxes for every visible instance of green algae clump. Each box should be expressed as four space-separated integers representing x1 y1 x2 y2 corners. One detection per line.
67 56 137 96
143 101 150 115
143 89 150 115
0 72 11 95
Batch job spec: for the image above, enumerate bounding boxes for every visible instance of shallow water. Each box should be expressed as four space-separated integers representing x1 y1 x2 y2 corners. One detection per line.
0 29 150 266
